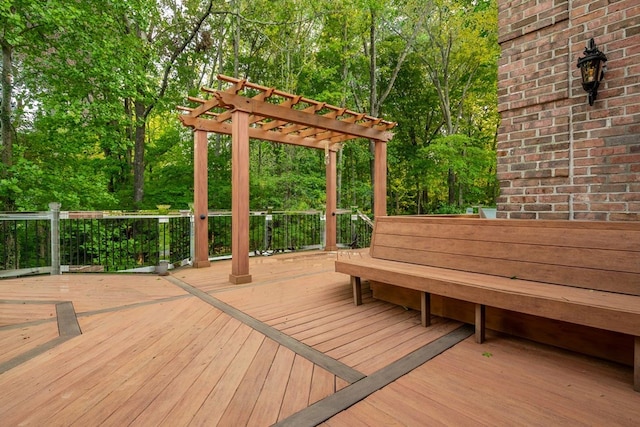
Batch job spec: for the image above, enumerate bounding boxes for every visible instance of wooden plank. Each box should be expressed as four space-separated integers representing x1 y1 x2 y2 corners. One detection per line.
308 365 336 405
0 299 198 405
193 129 211 268
403 333 640 424
375 215 640 234
215 92 393 142
476 304 486 343
370 245 640 294
0 299 208 425
179 116 338 150
55 302 81 337
368 381 476 426
43 304 223 425
281 298 397 339
326 317 429 362
421 292 430 327
0 336 72 376
373 219 640 252
325 400 406 427
335 377 350 391
166 275 366 384
336 258 640 336
353 321 463 376
308 305 409 351
0 323 59 365
266 294 354 328
374 140 387 218
83 308 230 426
325 149 337 251
395 360 555 425
129 319 248 426
346 320 456 371
217 275 351 318
217 338 280 427
247 345 296 426
0 302 56 326
230 110 252 283
635 336 639 392
373 232 640 274
273 325 473 427
187 329 266 426
279 299 394 342
278 354 315 421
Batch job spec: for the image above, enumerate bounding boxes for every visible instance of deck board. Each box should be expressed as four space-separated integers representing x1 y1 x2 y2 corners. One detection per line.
278 354 315 421
0 299 198 416
174 328 266 426
325 332 640 426
0 322 59 364
0 301 57 326
247 344 297 426
0 251 638 426
216 338 280 426
71 306 226 426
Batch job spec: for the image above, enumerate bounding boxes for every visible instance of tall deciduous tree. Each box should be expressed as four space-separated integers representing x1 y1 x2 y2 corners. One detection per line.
0 1 79 210
419 0 499 205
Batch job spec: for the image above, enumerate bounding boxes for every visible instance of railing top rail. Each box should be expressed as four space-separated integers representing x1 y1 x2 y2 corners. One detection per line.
0 212 51 220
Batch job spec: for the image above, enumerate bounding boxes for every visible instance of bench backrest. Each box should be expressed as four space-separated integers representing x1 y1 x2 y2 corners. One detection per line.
370 216 640 296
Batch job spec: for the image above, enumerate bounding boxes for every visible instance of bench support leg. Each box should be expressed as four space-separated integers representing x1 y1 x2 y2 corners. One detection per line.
421 292 431 327
634 336 639 392
475 304 486 344
352 276 362 306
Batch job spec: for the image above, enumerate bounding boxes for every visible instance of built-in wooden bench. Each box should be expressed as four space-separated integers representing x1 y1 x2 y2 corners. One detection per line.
335 216 640 391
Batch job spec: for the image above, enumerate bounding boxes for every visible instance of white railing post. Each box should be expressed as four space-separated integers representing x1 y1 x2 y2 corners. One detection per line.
49 202 61 275
321 212 327 249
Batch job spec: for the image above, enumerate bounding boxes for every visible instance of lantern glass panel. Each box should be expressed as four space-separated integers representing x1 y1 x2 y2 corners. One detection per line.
581 60 598 83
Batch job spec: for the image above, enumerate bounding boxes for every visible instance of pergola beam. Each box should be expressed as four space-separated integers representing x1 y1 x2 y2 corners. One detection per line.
179 116 341 151
214 92 393 142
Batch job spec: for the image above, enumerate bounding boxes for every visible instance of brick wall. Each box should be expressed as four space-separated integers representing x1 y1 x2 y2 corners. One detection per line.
497 0 640 220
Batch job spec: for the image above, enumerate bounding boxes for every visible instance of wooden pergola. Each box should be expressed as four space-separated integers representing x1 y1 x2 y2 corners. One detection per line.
178 75 395 284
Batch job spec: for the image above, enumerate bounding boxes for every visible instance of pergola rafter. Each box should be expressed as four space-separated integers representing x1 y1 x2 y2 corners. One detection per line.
179 75 395 150
178 74 395 283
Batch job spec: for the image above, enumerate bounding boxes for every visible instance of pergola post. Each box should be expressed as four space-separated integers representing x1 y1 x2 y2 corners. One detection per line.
325 149 337 251
193 130 211 268
374 140 388 219
229 110 252 284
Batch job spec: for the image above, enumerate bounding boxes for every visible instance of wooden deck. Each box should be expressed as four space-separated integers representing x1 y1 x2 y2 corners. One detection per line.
0 251 638 426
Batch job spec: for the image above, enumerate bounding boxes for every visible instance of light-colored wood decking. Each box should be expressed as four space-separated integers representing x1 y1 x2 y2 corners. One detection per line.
1 251 638 426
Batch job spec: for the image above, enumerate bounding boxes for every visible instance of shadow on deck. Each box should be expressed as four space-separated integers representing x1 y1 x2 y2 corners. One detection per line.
0 251 638 426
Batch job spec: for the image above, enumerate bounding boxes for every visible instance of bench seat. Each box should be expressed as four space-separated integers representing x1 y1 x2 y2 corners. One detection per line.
337 253 640 337
334 216 640 391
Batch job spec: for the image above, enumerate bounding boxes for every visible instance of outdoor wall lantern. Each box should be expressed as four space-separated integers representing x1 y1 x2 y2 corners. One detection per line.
576 38 607 106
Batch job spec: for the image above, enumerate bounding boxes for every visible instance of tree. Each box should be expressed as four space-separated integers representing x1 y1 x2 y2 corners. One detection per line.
1 1 80 210
418 0 499 205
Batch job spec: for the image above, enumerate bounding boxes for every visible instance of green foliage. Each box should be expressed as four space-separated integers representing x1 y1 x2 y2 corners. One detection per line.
2 0 500 216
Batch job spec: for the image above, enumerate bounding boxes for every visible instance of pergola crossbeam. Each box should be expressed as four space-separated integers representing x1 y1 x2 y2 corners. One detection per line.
178 116 340 151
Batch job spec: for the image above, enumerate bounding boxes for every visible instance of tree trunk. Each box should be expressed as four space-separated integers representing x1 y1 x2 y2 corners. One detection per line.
368 9 377 211
336 147 343 208
448 169 456 205
1 41 15 210
133 100 146 207
1 43 13 171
